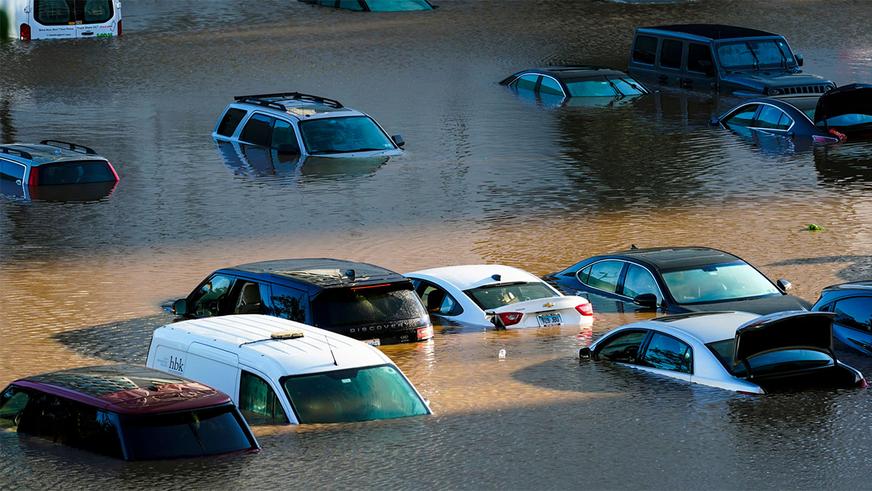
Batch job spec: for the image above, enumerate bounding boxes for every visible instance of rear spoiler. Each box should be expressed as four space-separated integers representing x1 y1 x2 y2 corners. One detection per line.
733 311 835 365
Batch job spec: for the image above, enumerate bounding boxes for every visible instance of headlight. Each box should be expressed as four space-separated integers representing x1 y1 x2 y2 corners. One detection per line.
767 87 782 96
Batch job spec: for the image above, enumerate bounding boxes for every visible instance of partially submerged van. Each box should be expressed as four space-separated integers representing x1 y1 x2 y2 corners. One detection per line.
1 0 121 40
147 315 432 425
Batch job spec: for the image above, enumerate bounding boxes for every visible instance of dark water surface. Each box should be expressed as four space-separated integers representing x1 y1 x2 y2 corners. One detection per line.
2 0 872 488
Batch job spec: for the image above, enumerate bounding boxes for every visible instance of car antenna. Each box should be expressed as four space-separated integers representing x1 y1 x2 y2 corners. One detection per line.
325 334 338 366
630 244 639 250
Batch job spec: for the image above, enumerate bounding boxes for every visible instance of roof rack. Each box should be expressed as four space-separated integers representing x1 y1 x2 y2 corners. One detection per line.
40 140 97 155
0 146 33 160
234 92 344 110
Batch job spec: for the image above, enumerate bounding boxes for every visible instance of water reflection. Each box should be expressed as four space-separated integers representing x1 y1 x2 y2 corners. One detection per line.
814 141 872 188
1 181 118 202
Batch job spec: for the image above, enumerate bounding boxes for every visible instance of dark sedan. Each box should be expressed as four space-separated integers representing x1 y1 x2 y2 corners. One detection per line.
545 247 810 315
812 281 872 356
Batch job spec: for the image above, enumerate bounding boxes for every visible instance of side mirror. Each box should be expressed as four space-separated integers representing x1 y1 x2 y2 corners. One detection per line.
777 279 793 292
173 299 189 316
633 293 659 309
709 115 721 126
391 134 405 149
794 53 804 67
276 144 299 155
579 347 592 360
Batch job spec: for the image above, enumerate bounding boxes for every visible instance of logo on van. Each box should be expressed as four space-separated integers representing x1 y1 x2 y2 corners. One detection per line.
168 355 185 373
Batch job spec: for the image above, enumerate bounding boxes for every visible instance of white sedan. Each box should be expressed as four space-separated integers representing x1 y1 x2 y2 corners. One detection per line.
405 265 593 329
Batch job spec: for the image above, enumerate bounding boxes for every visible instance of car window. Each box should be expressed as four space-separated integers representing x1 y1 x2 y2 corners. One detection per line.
659 39 683 69
539 77 564 96
239 371 288 425
583 261 624 293
270 284 308 322
512 74 540 92
726 105 759 127
577 266 591 284
464 282 556 311
231 281 267 315
565 80 618 97
0 387 30 430
35 0 114 25
632 35 658 65
610 77 646 96
271 119 300 153
755 105 792 130
217 108 247 137
313 284 427 328
834 297 872 333
0 161 25 182
190 274 236 317
365 0 432 11
36 161 116 185
417 282 462 316
641 333 692 373
622 264 662 302
596 330 648 363
687 43 714 75
338 0 364 10
240 114 274 147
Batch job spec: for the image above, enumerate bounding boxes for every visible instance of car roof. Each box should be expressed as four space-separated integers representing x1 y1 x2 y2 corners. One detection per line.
232 94 364 122
153 315 391 377
519 66 632 81
407 264 543 291
822 281 872 292
601 247 743 272
0 143 106 166
13 364 230 415
639 24 778 41
228 258 407 289
647 311 760 344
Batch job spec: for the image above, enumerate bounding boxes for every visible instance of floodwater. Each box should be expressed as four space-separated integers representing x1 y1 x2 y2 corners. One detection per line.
1 0 872 488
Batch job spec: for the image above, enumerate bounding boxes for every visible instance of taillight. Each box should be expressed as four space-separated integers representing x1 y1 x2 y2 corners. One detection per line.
28 166 39 186
575 303 593 316
20 24 31 42
497 312 523 326
117 20 122 36
106 162 120 182
416 325 433 341
857 377 868 389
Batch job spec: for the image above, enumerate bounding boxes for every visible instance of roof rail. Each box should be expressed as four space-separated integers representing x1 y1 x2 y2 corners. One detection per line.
0 146 33 160
40 140 97 155
234 92 344 109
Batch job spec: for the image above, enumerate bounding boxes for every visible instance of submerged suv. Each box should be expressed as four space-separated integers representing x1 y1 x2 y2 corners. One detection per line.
213 92 405 159
0 140 119 196
171 258 433 345
628 24 835 97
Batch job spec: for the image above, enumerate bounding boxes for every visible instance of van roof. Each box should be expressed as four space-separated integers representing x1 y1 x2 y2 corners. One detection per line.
13 365 230 415
227 258 407 289
0 143 107 166
638 24 778 41
231 93 365 121
153 315 392 377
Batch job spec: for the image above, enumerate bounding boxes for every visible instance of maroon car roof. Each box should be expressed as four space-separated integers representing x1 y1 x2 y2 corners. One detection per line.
12 365 231 415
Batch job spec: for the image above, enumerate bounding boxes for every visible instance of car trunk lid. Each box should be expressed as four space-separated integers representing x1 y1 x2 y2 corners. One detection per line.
814 83 872 128
488 296 583 316
733 311 835 366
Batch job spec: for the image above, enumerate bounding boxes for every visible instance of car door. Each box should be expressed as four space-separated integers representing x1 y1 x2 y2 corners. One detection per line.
411 279 463 321
619 263 665 311
237 369 291 425
683 42 716 90
0 160 26 199
575 260 629 309
187 273 238 318
831 296 872 354
636 332 693 383
266 283 310 323
721 104 762 138
656 38 684 87
594 329 650 365
749 104 795 136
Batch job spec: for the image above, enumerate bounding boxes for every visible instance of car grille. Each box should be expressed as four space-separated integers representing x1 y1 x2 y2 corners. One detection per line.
780 84 832 95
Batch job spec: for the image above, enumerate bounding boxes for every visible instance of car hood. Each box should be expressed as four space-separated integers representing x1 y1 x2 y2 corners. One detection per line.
733 311 835 364
722 71 830 90
487 296 586 315
814 83 872 125
679 294 810 315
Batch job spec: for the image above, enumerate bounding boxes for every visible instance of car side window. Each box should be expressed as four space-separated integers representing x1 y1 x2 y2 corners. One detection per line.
239 371 289 425
596 330 648 363
271 119 300 153
270 285 309 322
622 264 662 303
512 74 540 92
640 333 692 373
632 35 658 65
0 387 30 430
834 297 872 333
338 0 364 10
754 105 792 130
190 274 236 317
216 108 247 137
539 77 564 96
415 281 462 316
687 43 714 75
240 114 274 147
230 281 267 315
0 161 25 182
583 261 624 293
726 105 759 127
659 39 683 69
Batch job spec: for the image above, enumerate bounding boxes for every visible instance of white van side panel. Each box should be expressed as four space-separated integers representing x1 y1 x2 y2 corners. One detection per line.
6 0 122 40
148 342 241 402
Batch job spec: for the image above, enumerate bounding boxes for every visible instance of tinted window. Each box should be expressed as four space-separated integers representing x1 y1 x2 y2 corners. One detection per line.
239 371 288 425
834 297 872 332
464 282 556 311
622 264 661 302
632 35 658 64
661 262 780 304
565 80 618 97
190 274 236 317
584 261 624 293
0 387 30 430
417 282 462 316
687 43 714 75
755 105 792 130
240 114 273 147
217 108 247 137
313 284 427 328
37 161 115 185
120 406 254 460
717 39 794 69
337 0 364 10
726 105 759 127
597 330 647 362
35 0 113 25
298 116 395 155
365 0 432 11
282 365 428 423
231 281 266 315
512 74 539 92
270 284 308 322
539 77 564 96
641 333 692 373
610 78 646 96
659 39 683 69
0 161 25 181
271 119 300 153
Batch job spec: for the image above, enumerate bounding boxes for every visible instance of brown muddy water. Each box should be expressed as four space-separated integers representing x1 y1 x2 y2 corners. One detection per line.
1 0 872 488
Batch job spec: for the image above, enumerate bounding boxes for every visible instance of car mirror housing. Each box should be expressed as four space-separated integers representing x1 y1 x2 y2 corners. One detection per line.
391 134 405 149
633 293 659 309
173 298 189 316
579 347 592 359
777 279 793 292
795 53 804 67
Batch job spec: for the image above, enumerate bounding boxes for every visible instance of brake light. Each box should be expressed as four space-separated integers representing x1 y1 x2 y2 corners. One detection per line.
27 166 39 186
416 325 433 341
350 283 391 291
117 20 122 36
828 128 847 142
857 377 868 389
575 303 593 316
497 312 523 326
106 162 120 182
20 24 31 41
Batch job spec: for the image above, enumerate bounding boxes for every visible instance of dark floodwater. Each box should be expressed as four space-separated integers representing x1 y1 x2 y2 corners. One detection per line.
2 0 872 488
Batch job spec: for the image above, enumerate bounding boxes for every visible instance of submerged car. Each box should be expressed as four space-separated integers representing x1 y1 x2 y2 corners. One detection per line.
147 315 432 424
2 0 122 40
405 265 593 329
171 258 433 345
812 281 872 356
299 0 433 11
579 311 866 394
713 84 872 144
0 140 120 196
546 247 808 315
628 24 834 96
213 92 405 159
500 66 648 105
0 365 259 460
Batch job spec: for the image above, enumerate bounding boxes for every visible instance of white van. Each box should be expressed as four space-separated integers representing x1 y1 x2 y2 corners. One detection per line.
1 0 121 40
146 314 432 425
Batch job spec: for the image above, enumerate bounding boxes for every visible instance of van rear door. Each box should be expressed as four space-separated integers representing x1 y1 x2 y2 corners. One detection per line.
74 0 117 38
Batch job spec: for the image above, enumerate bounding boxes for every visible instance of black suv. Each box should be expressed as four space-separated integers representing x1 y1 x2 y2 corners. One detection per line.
628 24 835 96
171 258 433 345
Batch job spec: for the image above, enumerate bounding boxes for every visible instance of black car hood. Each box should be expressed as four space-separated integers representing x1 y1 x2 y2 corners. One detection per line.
814 83 872 125
679 294 809 315
722 71 830 91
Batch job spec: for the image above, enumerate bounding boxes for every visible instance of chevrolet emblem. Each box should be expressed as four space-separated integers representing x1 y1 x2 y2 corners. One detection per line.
543 302 555 308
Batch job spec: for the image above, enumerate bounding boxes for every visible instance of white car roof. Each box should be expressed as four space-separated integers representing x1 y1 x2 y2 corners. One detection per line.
234 101 366 122
407 264 545 291
154 315 392 376
641 311 760 344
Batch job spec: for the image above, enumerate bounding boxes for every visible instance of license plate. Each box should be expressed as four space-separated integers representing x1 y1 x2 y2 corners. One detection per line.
537 312 562 327
363 338 381 347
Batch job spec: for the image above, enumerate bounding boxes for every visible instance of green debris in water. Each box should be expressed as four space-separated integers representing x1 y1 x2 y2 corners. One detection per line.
806 224 824 231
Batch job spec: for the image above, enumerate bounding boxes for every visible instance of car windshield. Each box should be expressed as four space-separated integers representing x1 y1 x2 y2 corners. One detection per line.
119 405 255 460
313 284 426 328
609 77 646 96
366 0 432 11
298 116 395 154
716 39 795 70
282 365 429 423
661 262 780 304
464 282 556 310
707 340 833 377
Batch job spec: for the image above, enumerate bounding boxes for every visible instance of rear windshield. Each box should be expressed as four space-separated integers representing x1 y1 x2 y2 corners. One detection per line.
707 340 834 377
119 405 255 460
282 365 429 423
38 161 115 185
35 0 114 26
464 282 556 311
313 284 426 328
